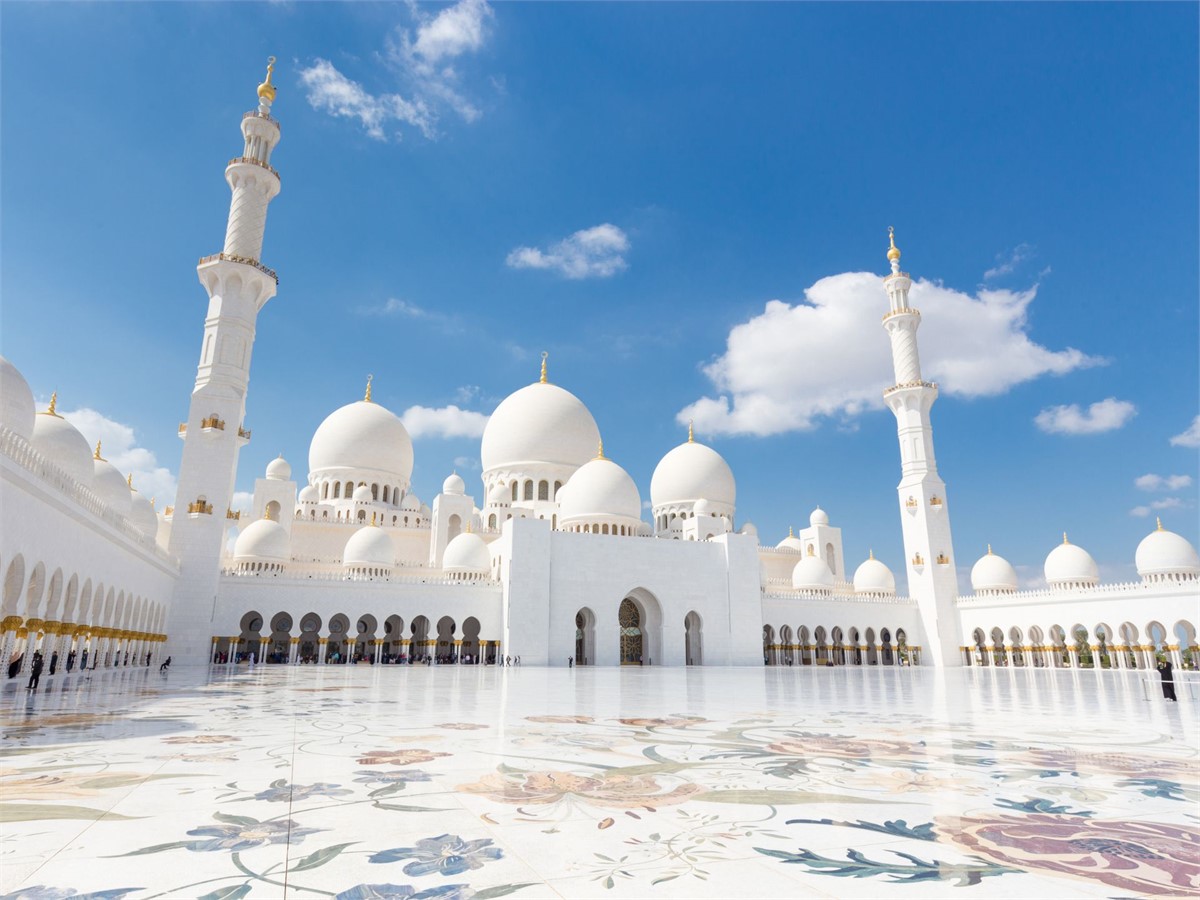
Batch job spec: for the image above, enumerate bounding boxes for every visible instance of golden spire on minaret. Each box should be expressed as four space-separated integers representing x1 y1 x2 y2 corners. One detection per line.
364 374 373 403
539 351 549 384
257 56 277 103
94 440 103 461
887 226 901 262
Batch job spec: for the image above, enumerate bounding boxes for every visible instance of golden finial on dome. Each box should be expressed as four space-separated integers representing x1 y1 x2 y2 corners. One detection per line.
688 419 694 443
539 351 549 384
466 521 473 534
1063 532 1069 544
869 548 875 560
127 473 134 489
42 391 60 417
887 226 901 262
150 497 156 509
370 511 377 526
987 543 993 555
1156 517 1163 531
257 56 277 104
595 439 605 460
94 440 103 461
364 374 373 403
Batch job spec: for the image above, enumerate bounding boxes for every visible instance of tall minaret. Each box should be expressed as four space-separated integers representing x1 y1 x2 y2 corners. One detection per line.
167 60 282 663
881 229 961 667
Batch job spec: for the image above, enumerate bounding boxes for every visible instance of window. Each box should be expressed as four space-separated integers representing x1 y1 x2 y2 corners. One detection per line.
523 480 534 501
538 480 549 501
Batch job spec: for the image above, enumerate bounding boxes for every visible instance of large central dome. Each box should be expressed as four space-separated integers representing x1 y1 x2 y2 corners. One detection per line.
481 381 600 473
308 400 414 485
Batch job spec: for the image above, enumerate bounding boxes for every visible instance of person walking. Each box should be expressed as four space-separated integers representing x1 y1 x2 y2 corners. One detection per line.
159 656 172 673
1157 656 1177 701
568 656 573 668
27 653 44 691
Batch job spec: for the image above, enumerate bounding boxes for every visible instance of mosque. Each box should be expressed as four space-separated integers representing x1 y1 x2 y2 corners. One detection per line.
1 62 1196 678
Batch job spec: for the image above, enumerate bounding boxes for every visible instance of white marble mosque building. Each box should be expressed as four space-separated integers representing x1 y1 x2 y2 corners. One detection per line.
2 63 1197 678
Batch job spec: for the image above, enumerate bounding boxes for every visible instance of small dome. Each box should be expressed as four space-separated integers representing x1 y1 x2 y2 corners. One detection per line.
693 498 714 516
740 522 758 537
92 453 133 515
129 488 158 537
233 518 289 562
809 506 829 527
31 402 94 488
266 455 291 481
559 457 641 523
352 483 373 502
1044 535 1099 587
298 484 320 504
443 531 490 573
650 439 735 512
971 547 1019 593
343 525 396 569
853 554 896 595
481 381 601 473
487 483 509 505
443 472 466 495
1136 522 1200 579
792 554 835 591
0 356 35 440
420 503 432 518
775 529 804 552
308 399 414 486
400 493 420 511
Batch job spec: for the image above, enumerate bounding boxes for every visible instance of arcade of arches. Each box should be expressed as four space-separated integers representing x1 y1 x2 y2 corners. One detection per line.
962 619 1200 670
763 623 919 666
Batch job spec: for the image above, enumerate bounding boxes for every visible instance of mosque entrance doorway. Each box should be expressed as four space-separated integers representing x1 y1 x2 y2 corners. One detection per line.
575 608 595 665
619 599 642 665
684 611 703 665
618 590 662 665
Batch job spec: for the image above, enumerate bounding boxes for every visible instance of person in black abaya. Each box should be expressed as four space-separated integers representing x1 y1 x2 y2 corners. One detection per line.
1157 657 1177 701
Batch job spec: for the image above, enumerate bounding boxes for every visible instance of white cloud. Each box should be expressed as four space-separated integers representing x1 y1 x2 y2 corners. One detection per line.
983 243 1034 280
679 272 1101 437
229 491 255 517
355 297 460 332
299 0 494 140
1170 415 1200 448
1130 497 1184 517
1035 398 1137 436
60 407 178 506
1135 473 1193 492
507 224 630 279
400 404 489 439
452 456 480 471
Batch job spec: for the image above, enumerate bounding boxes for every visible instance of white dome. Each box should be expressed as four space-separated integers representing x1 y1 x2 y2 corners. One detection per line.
559 457 641 522
308 399 413 485
1044 536 1099 587
233 518 289 562
792 554 835 591
343 525 396 569
443 472 466 495
266 455 291 481
0 356 35 440
32 405 94 488
420 503 432 518
129 488 158 537
298 484 320 503
650 440 735 511
853 555 896 595
400 493 420 511
809 507 829 527
970 547 1019 593
443 531 490 573
1136 523 1200 578
92 454 132 514
740 522 758 536
775 530 805 552
352 483 373 502
487 483 509 505
481 381 600 472
693 498 714 516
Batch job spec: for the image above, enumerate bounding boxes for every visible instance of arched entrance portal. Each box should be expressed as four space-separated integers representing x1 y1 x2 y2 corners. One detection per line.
575 608 595 666
618 589 662 666
619 599 643 665
684 611 702 665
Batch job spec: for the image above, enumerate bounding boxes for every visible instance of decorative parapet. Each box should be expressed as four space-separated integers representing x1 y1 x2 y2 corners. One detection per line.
243 110 279 127
227 155 280 179
219 567 499 588
226 509 241 521
929 496 943 507
187 500 214 515
881 306 918 322
883 379 937 397
237 425 252 440
762 588 915 605
200 416 225 431
197 252 278 285
956 579 1195 606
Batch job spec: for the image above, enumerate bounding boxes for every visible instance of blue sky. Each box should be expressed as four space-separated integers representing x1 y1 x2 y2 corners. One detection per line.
2 2 1197 588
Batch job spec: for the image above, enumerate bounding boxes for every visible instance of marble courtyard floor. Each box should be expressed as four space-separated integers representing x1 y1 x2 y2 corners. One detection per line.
1 664 1197 899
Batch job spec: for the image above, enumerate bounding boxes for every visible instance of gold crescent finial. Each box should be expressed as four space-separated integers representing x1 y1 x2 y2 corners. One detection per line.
688 418 694 443
1063 532 1069 545
987 543 993 555
45 391 59 417
539 351 549 384
1156 517 1163 531
257 56 277 103
869 548 875 560
364 374 373 402
127 473 134 489
788 525 794 538
150 497 156 509
596 439 605 460
887 226 901 262
94 440 103 460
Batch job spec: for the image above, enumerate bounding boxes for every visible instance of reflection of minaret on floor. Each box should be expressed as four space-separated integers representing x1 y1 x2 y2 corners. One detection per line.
881 229 961 667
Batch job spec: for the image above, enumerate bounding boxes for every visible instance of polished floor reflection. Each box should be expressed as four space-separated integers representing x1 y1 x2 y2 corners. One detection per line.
2 664 1197 899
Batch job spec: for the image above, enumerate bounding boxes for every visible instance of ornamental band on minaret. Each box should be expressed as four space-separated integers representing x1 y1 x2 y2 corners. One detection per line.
167 59 283 664
881 229 962 667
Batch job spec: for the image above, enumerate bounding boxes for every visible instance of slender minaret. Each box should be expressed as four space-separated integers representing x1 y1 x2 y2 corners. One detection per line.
881 229 961 667
167 60 283 663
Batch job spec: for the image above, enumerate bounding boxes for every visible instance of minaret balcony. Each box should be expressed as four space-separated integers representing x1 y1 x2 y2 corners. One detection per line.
936 553 950 566
243 110 279 127
882 307 920 323
198 252 279 285
226 509 241 521
929 496 944 508
187 500 214 516
178 423 187 438
227 156 280 180
200 416 226 431
883 380 936 397
237 425 252 443
910 552 925 570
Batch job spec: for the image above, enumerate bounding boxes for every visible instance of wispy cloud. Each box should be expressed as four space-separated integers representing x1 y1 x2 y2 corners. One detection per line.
983 243 1034 280
298 0 495 141
1130 497 1184 517
401 404 488 439
453 455 481 471
60 407 177 506
506 224 630 279
1034 398 1137 436
355 297 461 332
1135 473 1193 492
1170 415 1200 448
678 273 1101 437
